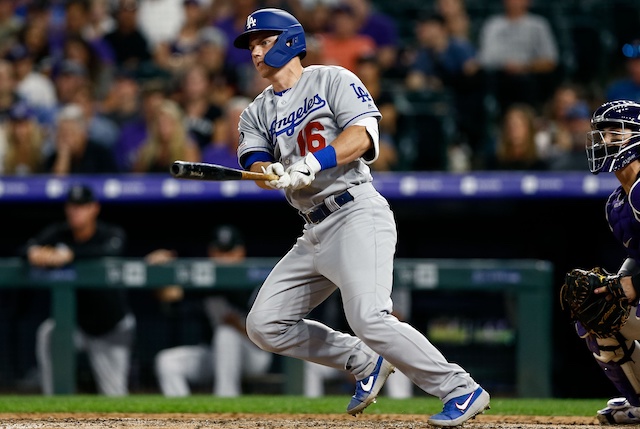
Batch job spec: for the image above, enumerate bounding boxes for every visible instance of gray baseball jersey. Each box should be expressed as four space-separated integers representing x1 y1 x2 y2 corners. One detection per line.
238 65 380 212
242 65 479 403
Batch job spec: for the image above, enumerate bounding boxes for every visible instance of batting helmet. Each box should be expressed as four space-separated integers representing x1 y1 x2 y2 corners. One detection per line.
587 100 640 174
233 8 306 68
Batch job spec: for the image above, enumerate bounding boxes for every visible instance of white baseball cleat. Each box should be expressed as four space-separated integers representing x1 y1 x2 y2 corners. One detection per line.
346 356 395 415
597 397 640 425
427 386 490 427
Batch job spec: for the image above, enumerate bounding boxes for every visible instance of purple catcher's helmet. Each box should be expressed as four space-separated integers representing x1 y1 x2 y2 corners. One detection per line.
233 8 306 68
587 100 640 174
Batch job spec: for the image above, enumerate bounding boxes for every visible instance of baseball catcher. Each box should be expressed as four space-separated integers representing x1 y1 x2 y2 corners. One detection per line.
568 100 640 425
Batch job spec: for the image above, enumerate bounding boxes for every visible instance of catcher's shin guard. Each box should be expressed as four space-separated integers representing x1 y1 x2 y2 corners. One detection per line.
579 322 640 406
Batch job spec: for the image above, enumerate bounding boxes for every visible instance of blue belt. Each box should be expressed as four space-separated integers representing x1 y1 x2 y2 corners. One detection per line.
302 190 354 224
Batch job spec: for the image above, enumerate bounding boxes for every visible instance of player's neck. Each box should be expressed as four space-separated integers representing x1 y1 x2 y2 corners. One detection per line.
616 161 640 194
271 62 303 93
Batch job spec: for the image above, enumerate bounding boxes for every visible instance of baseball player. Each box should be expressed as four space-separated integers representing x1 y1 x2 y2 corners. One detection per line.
233 8 490 426
22 184 135 396
572 100 640 424
152 225 273 397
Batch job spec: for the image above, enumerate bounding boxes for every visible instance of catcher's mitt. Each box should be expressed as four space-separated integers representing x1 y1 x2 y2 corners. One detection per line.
560 267 631 338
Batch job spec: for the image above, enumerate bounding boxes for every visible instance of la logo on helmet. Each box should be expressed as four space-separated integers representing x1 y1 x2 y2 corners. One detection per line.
246 16 257 29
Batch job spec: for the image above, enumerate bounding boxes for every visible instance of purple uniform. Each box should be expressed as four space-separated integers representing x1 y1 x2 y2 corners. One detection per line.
578 100 640 424
607 186 640 261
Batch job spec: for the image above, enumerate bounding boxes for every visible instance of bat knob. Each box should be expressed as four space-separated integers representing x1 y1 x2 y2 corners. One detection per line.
170 161 186 177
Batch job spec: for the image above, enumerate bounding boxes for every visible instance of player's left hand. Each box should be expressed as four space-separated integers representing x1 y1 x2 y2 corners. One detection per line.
262 163 291 189
560 267 631 338
287 153 322 190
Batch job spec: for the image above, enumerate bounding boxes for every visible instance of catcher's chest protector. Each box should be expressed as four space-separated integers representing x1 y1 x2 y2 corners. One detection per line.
607 187 640 261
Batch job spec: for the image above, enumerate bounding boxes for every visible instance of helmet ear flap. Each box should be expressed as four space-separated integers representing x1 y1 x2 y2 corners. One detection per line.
264 46 294 68
263 28 306 68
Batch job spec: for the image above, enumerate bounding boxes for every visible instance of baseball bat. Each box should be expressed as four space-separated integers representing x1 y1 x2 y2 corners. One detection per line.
171 161 279 181
170 161 279 181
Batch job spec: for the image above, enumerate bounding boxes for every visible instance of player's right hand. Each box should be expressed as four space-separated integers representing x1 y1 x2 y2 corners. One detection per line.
287 153 321 190
262 163 291 189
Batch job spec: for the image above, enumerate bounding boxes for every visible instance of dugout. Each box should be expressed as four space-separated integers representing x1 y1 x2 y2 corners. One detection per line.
0 172 625 399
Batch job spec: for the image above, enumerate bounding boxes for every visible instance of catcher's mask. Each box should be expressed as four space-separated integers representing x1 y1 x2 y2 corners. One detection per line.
587 100 640 174
233 8 307 68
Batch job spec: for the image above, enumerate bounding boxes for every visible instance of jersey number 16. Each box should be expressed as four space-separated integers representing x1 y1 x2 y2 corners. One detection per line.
297 121 326 155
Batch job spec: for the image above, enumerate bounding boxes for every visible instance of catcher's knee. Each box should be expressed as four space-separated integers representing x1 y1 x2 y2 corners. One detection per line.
575 319 636 363
581 328 640 403
586 331 635 364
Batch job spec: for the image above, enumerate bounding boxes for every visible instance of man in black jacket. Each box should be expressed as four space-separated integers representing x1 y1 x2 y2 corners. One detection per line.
23 183 134 396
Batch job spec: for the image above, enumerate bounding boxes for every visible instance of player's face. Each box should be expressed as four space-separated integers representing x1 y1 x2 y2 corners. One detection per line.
587 125 636 173
248 32 279 75
600 127 632 146
65 202 99 231
588 126 627 156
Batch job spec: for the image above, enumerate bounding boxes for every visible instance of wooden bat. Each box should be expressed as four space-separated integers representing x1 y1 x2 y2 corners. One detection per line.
170 161 279 181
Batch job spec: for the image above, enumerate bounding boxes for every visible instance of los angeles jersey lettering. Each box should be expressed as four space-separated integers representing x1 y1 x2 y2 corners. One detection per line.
238 65 381 212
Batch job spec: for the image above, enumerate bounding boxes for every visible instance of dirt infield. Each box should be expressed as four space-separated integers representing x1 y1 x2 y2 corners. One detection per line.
0 413 601 428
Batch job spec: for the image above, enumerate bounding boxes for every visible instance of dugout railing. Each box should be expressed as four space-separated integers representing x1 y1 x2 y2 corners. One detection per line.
0 257 553 397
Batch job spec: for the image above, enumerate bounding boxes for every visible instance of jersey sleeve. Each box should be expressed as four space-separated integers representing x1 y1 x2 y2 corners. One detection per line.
237 97 275 169
327 67 382 163
328 67 381 129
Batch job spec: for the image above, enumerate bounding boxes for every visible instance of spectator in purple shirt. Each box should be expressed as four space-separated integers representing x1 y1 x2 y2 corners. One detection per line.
112 79 166 172
344 0 399 76
212 0 258 94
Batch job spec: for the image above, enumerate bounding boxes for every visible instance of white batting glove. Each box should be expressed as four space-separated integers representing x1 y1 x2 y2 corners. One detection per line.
287 153 322 190
262 163 291 189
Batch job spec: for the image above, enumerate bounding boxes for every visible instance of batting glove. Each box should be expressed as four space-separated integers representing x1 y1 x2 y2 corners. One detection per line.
262 163 291 189
287 153 322 190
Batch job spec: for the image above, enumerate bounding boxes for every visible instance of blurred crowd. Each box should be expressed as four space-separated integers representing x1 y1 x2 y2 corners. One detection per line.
0 0 638 176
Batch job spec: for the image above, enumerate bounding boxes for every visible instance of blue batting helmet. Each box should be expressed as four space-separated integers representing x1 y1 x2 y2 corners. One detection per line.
587 100 640 174
233 8 306 68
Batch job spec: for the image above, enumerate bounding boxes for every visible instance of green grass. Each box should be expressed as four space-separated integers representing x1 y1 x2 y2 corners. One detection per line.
0 395 608 417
